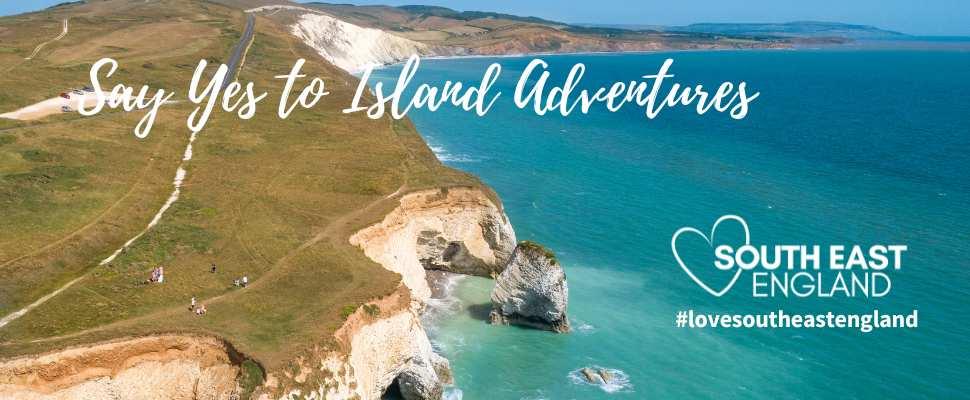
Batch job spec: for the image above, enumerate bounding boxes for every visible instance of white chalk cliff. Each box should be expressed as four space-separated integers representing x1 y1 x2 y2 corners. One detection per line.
266 286 450 400
0 187 514 400
0 335 242 400
269 187 516 400
351 187 517 302
0 9 533 398
490 242 570 333
0 186 522 400
290 13 445 74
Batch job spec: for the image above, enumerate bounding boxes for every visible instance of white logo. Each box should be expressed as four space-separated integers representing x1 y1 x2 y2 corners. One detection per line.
671 215 750 297
672 215 906 298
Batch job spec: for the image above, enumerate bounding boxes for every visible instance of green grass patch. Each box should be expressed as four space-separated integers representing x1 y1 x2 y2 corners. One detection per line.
340 304 358 319
19 149 61 162
363 303 380 317
0 0 481 387
238 359 265 400
519 240 558 264
1 164 86 195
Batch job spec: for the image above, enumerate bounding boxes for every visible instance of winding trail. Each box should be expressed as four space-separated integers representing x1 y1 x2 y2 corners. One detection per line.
0 131 201 331
25 19 69 60
0 14 257 330
0 131 170 270
0 277 84 329
24 183 410 344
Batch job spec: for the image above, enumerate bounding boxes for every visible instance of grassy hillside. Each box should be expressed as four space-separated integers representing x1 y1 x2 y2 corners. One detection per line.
0 0 480 373
302 2 790 53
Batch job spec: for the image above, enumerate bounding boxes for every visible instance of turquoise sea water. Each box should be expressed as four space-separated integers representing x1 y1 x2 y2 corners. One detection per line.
372 49 970 399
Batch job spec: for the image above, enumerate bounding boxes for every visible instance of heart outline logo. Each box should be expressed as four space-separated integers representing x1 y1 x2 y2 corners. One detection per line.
671 215 750 297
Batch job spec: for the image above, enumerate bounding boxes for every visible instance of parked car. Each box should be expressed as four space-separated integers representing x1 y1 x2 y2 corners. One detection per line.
82 86 94 92
59 92 70 99
71 89 84 95
61 105 72 112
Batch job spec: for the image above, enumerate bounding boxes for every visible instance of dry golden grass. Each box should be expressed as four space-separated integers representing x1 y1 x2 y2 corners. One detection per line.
0 0 480 375
303 2 789 54
47 21 219 65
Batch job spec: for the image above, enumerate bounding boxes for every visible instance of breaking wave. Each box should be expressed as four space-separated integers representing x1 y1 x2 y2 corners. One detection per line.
429 144 482 163
572 318 597 334
443 387 463 400
568 366 633 394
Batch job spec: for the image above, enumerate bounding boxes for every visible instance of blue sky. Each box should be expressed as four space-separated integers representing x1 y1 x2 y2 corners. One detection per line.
0 1 65 17
2 1 968 35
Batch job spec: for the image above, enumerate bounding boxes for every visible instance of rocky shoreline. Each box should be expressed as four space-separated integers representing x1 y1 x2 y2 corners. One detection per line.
0 7 579 397
334 187 569 399
0 335 247 399
0 187 568 400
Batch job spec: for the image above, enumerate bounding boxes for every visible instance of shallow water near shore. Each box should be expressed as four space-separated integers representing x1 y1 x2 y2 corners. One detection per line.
373 49 970 399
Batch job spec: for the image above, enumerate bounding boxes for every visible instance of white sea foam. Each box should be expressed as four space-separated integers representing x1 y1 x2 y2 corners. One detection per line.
443 387 463 400
438 153 482 163
568 366 634 394
430 334 468 355
428 144 481 163
422 271 468 353
424 273 465 314
421 272 471 400
573 319 597 334
423 297 462 337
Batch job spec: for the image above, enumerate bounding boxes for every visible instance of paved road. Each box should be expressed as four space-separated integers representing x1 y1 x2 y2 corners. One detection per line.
223 13 255 88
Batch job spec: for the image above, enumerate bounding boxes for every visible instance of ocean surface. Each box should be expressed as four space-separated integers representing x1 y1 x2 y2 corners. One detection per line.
371 48 970 399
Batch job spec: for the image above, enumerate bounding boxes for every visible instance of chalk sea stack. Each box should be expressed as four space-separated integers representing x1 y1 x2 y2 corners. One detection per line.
396 353 451 400
489 241 570 333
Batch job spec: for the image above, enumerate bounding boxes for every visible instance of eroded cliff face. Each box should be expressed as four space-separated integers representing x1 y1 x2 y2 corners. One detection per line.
289 13 454 74
0 335 242 400
272 187 516 400
271 287 450 400
350 187 517 302
490 242 570 333
0 188 516 400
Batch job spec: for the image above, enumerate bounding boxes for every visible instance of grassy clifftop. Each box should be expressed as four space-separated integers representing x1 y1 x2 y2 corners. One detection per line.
302 1 791 53
0 0 480 373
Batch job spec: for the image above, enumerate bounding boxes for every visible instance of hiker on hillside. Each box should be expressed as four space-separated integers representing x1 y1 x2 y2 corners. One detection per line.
157 266 164 283
195 304 207 315
241 275 248 287
190 297 196 310
210 263 217 273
